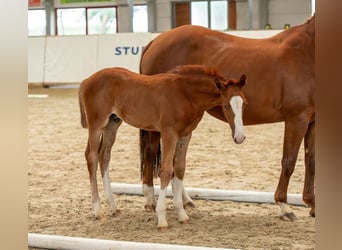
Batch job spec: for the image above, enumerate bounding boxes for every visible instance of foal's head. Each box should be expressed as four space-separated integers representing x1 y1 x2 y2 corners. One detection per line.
215 74 247 144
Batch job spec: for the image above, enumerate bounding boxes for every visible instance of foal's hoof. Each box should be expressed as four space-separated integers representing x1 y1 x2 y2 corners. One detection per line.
144 204 156 213
158 226 168 232
112 209 122 217
180 219 190 224
280 212 297 221
183 201 195 209
95 214 105 220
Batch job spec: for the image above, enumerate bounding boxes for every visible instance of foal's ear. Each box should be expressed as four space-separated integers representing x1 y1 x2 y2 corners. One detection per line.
239 74 247 88
215 77 226 91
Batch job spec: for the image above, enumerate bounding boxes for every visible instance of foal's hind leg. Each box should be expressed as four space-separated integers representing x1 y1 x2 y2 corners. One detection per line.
140 130 161 212
275 117 309 221
172 133 193 224
98 114 122 216
303 121 315 217
85 128 103 219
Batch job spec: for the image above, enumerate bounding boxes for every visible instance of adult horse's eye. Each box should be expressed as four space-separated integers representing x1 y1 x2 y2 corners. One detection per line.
224 104 231 110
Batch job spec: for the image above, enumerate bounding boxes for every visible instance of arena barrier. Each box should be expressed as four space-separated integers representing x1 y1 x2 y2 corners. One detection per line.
111 183 305 206
28 233 236 250
28 30 282 86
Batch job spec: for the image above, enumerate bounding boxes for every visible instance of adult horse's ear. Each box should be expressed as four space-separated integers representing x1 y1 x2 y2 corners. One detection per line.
239 74 247 87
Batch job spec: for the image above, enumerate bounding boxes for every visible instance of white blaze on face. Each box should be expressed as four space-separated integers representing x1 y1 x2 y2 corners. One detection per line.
230 96 245 144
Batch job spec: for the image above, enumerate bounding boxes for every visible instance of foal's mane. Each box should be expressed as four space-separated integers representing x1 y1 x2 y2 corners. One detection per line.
167 65 224 79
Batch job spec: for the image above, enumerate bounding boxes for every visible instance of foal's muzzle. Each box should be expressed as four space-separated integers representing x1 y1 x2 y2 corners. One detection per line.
234 135 246 144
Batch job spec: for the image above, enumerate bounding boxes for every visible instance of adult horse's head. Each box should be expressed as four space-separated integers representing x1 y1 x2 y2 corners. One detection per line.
215 74 247 144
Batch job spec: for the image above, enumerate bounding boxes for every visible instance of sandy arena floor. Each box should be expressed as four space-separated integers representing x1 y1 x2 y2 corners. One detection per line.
28 86 315 250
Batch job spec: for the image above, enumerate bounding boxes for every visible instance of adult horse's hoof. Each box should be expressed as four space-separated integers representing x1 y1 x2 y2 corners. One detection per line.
183 201 195 209
310 208 315 217
144 204 156 213
280 212 297 221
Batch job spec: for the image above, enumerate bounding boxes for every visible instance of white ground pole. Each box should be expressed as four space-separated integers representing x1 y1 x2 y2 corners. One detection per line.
28 233 237 250
28 94 49 98
111 183 305 206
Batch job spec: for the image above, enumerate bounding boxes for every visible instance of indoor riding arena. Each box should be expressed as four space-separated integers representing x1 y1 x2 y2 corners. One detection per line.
28 1 315 249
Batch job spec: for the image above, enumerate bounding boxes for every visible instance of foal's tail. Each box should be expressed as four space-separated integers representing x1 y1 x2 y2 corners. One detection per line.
78 83 88 129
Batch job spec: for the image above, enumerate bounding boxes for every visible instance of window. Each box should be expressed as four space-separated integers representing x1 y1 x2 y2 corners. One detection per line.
210 1 227 30
191 1 208 28
190 0 228 31
311 0 315 15
133 5 148 32
28 9 46 36
57 8 86 35
87 7 117 34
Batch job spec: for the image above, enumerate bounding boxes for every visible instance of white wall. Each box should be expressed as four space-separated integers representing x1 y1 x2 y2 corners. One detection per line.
268 0 311 28
28 30 281 85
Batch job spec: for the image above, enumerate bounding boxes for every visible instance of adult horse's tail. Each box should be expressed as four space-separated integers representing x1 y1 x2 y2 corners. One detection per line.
78 84 88 129
139 40 162 179
139 130 161 179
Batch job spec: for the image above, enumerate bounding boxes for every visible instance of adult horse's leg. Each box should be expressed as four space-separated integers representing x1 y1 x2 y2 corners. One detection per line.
140 129 161 212
155 131 178 229
85 128 103 219
275 117 309 221
98 114 122 216
303 121 315 217
172 133 192 223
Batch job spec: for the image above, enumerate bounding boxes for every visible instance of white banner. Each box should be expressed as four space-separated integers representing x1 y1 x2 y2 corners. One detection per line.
44 36 98 83
97 33 155 73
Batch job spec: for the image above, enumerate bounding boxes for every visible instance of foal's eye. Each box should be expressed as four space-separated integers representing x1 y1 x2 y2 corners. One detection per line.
224 104 231 110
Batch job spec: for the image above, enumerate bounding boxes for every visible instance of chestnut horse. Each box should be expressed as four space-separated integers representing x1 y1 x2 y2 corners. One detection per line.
139 15 315 221
79 65 247 228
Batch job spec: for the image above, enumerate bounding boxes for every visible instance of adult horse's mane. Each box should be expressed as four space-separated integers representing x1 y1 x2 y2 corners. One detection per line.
305 13 315 24
167 65 223 79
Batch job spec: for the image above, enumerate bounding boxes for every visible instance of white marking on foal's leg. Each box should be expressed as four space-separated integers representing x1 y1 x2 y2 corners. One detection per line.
182 186 195 207
102 169 117 215
142 184 156 210
230 96 245 144
278 202 297 221
172 177 189 222
92 200 102 219
155 188 168 228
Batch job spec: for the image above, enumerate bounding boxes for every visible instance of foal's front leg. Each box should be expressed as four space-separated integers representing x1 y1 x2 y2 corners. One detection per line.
155 132 178 229
172 133 193 223
98 115 122 216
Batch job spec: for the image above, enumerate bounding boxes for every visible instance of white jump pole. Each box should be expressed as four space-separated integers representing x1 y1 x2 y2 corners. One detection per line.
28 233 236 250
111 183 305 206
